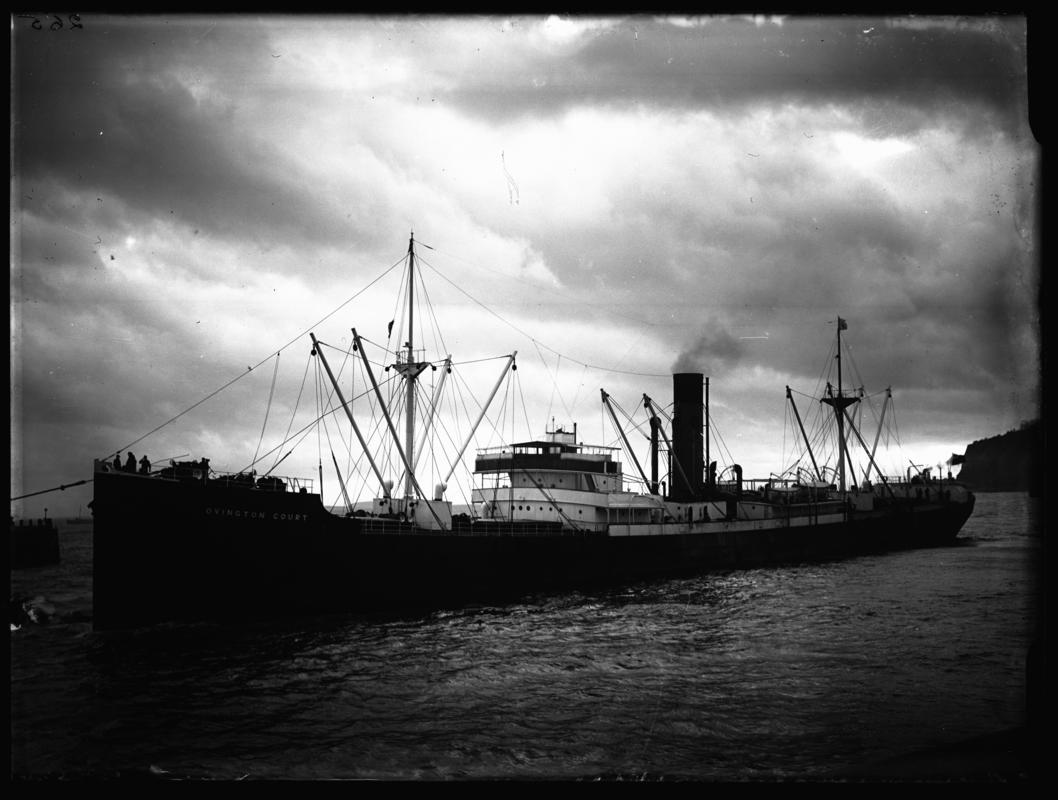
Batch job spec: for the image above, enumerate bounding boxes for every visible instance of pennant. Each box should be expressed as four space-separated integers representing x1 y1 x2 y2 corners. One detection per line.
837 317 848 331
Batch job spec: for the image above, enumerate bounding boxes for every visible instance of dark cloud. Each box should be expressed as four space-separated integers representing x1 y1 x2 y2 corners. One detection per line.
9 14 1037 515
440 16 1027 132
13 17 369 251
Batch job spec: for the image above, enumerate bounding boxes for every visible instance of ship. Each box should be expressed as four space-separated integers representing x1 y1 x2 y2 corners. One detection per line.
91 235 975 630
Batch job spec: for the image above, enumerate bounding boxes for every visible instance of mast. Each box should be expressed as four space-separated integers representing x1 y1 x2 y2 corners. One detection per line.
411 355 452 473
601 389 650 490
647 398 660 495
835 317 846 492
841 406 897 499
331 450 352 511
705 377 711 491
868 388 892 470
787 385 822 482
643 394 693 501
405 232 416 499
442 352 518 485
820 317 858 492
309 333 388 495
390 232 430 500
837 317 844 397
351 327 446 530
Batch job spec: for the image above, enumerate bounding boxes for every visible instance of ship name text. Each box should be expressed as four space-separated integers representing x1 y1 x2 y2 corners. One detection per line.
204 506 309 521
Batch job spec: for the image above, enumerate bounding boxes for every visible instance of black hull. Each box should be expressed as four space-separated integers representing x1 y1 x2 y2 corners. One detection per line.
92 471 975 630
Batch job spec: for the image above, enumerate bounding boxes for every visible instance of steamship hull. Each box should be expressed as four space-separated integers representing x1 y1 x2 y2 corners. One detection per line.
92 468 973 631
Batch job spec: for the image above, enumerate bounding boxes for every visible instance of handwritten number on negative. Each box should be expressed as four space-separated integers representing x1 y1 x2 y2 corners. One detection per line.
17 14 83 30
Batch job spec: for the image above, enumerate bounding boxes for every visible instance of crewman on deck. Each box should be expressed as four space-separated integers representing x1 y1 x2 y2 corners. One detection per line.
112 454 121 472
139 455 151 475
125 452 136 472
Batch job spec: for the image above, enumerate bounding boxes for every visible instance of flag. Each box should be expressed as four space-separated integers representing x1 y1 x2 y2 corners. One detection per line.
947 453 965 466
837 317 848 331
387 320 394 337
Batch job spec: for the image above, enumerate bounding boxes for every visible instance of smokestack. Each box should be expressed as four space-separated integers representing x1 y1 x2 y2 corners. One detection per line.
670 373 704 502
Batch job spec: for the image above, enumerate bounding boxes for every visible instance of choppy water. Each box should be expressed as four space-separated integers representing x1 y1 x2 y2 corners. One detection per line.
10 493 1040 781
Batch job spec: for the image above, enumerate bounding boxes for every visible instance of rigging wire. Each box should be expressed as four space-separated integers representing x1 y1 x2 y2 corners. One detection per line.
781 399 793 479
422 380 466 499
250 398 346 479
102 233 931 514
346 365 380 509
105 254 407 461
270 355 312 474
568 363 591 421
515 367 534 441
252 352 281 468
388 253 408 354
418 255 668 378
419 242 680 338
710 416 736 472
104 239 662 496
245 345 375 478
532 342 575 429
314 348 324 497
317 388 338 507
416 267 450 370
322 334 400 492
603 393 655 486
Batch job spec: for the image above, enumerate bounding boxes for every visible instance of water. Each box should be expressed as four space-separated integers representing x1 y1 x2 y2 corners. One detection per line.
10 493 1040 781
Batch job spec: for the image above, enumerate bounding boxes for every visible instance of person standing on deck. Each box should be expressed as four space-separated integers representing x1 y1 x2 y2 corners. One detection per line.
125 452 136 473
139 455 151 475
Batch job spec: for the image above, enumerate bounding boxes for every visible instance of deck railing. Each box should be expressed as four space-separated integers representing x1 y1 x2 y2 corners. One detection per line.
355 517 601 536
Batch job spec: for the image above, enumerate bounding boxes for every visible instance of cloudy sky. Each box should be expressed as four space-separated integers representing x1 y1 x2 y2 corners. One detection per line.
11 14 1038 517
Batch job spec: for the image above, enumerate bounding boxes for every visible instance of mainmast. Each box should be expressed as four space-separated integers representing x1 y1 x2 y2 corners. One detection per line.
406 233 415 499
820 317 858 492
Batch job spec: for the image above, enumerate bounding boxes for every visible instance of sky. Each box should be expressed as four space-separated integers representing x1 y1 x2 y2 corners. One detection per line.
11 14 1039 518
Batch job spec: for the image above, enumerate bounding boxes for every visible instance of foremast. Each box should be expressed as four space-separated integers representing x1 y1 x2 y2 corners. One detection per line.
310 233 519 529
392 232 431 501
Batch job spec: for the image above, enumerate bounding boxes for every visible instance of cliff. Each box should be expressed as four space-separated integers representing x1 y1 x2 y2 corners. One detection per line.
956 420 1042 494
